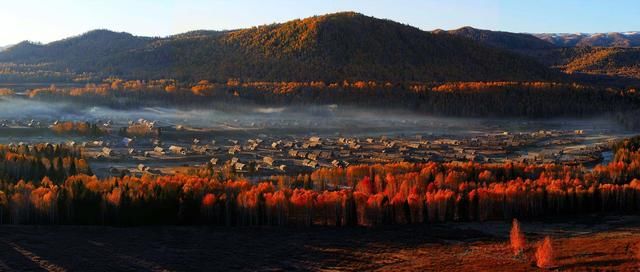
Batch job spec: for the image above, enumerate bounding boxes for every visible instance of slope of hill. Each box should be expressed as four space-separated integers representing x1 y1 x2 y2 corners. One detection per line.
561 47 640 78
445 28 640 80
448 27 555 51
536 32 640 47
0 12 554 82
0 30 153 72
0 44 12 52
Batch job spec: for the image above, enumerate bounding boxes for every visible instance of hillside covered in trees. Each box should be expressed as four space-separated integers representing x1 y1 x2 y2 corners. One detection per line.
561 47 640 78
0 12 554 83
446 28 640 81
446 27 556 51
0 11 639 113
1 12 639 85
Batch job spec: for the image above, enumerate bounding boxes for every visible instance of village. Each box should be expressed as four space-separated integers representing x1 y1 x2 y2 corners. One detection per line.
0 114 627 178
72 119 620 178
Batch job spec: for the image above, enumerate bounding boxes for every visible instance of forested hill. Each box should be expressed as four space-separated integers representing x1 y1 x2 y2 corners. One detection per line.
446 26 555 51
446 27 640 81
0 12 554 82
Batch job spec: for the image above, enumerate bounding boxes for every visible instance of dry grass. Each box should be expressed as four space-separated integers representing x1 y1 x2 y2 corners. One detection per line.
0 216 638 271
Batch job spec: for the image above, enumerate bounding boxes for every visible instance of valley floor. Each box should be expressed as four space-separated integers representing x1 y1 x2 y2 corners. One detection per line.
0 215 639 271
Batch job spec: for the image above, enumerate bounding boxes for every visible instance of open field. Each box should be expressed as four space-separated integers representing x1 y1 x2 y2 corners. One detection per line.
0 215 638 271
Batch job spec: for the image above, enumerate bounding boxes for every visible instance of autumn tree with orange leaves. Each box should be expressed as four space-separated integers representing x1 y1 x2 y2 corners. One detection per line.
510 218 526 256
0 138 638 226
535 236 555 269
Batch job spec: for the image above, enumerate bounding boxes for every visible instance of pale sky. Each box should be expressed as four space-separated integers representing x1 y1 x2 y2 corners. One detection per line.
1 0 639 45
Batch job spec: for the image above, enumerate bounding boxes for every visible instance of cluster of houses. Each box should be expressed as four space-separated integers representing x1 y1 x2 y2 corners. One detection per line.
0 119 44 128
74 126 613 177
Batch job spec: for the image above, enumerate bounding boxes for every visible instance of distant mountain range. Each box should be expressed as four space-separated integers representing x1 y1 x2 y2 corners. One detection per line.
0 12 638 83
535 32 640 47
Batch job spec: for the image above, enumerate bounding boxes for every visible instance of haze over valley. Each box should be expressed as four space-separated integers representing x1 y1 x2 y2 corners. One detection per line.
1 2 640 271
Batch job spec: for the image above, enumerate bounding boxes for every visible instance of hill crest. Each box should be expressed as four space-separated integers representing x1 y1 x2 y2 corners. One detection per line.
0 12 554 82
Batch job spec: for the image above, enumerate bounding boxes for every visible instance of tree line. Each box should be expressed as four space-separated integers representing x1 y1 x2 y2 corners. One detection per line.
0 144 91 186
26 80 640 118
0 138 639 226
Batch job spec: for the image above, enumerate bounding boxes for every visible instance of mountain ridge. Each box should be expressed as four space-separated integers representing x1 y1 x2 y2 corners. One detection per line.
0 12 554 82
3 12 640 83
535 32 640 47
447 26 556 51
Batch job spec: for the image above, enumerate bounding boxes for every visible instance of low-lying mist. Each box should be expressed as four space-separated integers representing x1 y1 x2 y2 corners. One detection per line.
0 96 636 137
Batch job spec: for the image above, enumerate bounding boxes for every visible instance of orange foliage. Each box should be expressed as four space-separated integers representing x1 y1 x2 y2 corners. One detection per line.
432 81 590 93
202 193 217 207
0 143 639 226
51 121 105 136
535 236 555 269
0 88 14 96
106 188 122 207
510 218 526 256
164 85 177 92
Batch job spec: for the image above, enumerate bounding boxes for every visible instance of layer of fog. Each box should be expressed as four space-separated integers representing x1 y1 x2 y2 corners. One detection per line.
0 96 636 138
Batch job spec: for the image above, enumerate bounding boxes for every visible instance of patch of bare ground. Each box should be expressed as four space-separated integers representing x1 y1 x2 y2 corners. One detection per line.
0 215 638 271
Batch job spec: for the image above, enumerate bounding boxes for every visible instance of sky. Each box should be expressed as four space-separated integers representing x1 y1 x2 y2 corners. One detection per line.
1 0 639 45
